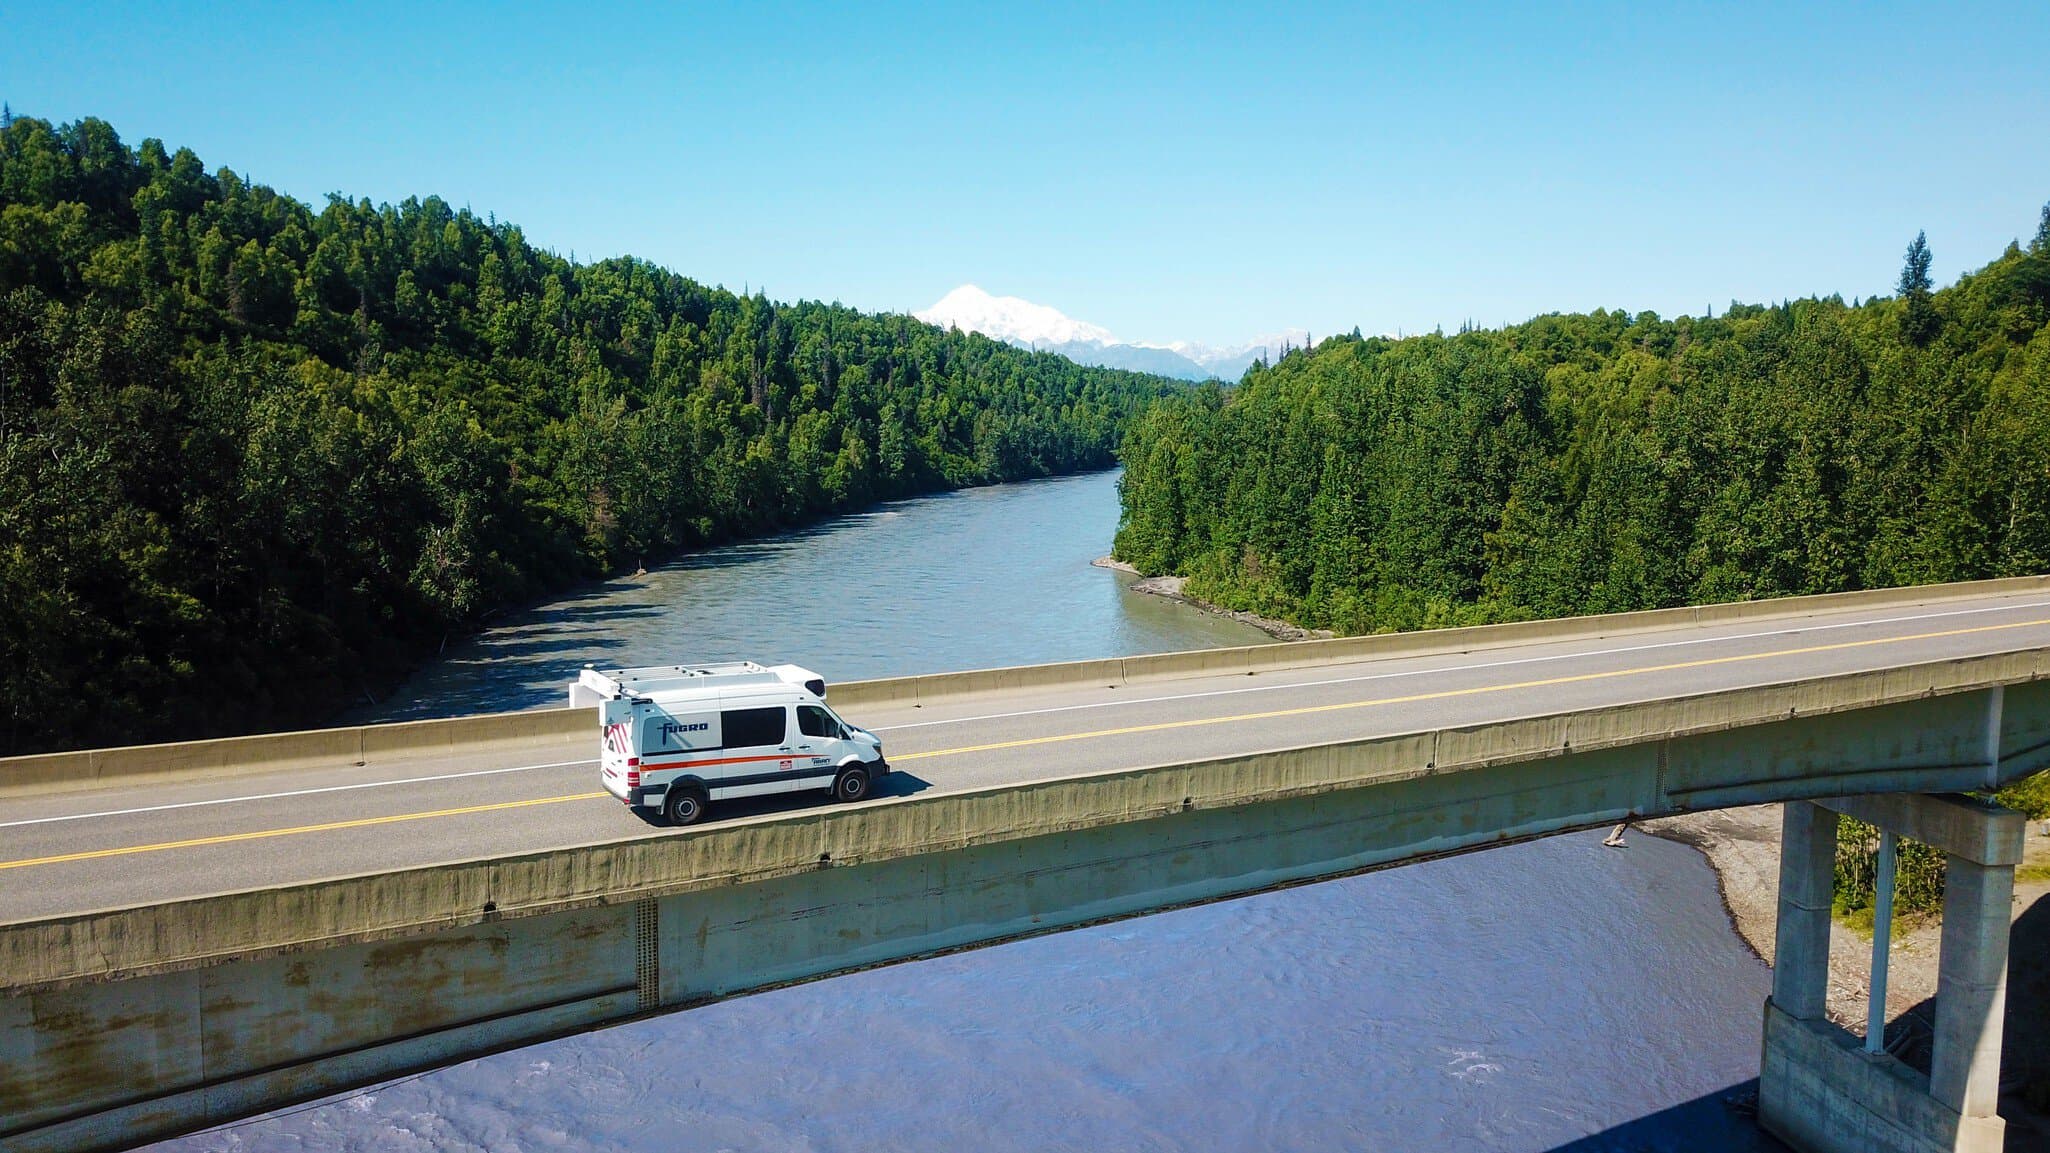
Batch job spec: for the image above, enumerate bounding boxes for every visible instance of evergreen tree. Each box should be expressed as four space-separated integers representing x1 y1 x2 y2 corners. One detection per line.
0 113 1183 754
1114 203 2050 645
1898 230 1939 345
2033 201 2050 255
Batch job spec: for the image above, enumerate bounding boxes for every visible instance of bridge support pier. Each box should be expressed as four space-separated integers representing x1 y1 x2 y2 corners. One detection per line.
1757 795 2023 1153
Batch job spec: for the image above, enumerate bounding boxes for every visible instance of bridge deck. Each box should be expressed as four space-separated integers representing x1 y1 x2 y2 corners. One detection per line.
4 585 2048 924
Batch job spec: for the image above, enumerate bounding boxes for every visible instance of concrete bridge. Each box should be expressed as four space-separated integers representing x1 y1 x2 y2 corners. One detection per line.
4 576 2049 1153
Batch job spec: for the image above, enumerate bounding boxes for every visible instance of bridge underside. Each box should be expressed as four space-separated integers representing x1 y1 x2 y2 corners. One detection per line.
4 664 2048 1152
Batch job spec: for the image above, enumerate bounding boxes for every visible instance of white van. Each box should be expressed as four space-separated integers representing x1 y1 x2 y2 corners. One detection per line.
571 662 887 825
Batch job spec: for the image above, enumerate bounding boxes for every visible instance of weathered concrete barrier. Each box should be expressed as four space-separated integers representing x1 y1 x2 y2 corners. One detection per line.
826 571 2050 705
5 651 2048 1151
1010 572 2050 689
6 573 2047 800
0 705 594 799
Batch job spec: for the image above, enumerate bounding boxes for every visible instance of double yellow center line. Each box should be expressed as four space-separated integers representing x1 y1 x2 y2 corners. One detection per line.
4 616 2043 872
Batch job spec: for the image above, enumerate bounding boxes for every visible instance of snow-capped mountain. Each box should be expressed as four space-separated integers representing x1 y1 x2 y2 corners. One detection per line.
1164 334 1313 382
915 285 1306 382
917 285 1117 348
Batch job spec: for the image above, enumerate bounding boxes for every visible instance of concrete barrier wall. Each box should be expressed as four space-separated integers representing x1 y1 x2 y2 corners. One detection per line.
0 704 594 799
847 571 2050 700
6 571 2047 800
7 646 2049 1152
10 646 2047 992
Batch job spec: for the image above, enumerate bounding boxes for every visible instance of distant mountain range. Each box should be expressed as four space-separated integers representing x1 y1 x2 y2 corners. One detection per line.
916 285 1307 382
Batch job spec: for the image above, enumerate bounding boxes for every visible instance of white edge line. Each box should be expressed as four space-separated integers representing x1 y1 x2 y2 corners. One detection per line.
0 760 599 830
870 598 2050 732
14 597 2050 829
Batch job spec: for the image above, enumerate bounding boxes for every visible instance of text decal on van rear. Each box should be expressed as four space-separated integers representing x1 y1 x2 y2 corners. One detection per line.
661 721 710 740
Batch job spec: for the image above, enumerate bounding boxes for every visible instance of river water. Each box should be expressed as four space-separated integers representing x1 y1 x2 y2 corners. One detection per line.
155 469 1782 1153
348 471 1275 722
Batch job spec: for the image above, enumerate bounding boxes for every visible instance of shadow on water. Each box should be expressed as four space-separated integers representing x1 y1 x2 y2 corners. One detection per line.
1540 1081 1788 1152
457 636 630 661
663 540 810 570
655 502 931 573
519 580 658 606
504 602 666 624
475 686 576 713
643 486 988 574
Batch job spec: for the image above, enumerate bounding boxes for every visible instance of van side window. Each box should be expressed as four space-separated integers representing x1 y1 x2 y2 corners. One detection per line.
721 706 787 749
798 705 840 739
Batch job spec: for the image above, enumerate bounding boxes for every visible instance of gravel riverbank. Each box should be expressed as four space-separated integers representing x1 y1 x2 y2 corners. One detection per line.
1093 557 1334 641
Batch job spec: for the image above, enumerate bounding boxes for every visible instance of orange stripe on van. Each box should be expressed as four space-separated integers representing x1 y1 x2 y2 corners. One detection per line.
639 751 807 770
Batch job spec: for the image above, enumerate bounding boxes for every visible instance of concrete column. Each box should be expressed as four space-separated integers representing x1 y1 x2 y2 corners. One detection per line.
1771 800 1837 1021
1929 855 2014 1118
1864 830 1896 1054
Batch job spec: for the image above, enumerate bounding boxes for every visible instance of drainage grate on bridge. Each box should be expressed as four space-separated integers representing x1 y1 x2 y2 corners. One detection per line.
634 898 660 1009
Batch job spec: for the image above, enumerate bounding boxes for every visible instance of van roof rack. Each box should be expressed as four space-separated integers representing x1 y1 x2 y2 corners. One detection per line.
573 661 826 704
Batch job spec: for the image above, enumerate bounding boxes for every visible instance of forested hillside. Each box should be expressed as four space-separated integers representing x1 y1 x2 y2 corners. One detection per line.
0 115 1177 754
1116 216 2050 635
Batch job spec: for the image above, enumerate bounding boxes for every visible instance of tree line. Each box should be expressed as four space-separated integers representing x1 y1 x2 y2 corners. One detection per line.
1116 214 2050 634
0 115 1179 754
1114 212 2050 858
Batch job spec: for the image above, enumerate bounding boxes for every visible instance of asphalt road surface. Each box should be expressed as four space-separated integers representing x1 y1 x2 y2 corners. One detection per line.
5 588 2049 923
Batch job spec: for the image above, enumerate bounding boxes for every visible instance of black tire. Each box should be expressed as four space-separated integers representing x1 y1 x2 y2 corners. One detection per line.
664 785 709 827
833 765 872 804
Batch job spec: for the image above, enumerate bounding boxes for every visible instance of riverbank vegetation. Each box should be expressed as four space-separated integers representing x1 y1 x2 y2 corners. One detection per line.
1832 816 1949 923
1115 216 2050 629
1114 210 2050 908
0 115 1179 754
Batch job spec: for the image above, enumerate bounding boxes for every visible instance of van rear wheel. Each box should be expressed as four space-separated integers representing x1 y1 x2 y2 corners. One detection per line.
664 785 709 827
833 766 871 804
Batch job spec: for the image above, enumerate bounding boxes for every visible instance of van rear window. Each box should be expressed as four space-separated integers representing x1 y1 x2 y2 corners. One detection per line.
721 706 787 749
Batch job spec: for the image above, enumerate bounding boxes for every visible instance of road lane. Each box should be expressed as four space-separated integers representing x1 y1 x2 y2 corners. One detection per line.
4 588 2049 921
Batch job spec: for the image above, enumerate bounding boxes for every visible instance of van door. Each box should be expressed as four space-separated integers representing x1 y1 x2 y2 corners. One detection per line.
598 697 637 801
710 704 795 798
796 703 849 772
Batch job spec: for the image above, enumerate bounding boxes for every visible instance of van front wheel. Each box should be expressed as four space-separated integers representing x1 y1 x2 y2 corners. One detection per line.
664 785 709 827
833 766 871 804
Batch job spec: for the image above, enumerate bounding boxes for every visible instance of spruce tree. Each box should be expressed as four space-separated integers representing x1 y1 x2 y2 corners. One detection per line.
2033 202 2050 255
1898 230 1939 345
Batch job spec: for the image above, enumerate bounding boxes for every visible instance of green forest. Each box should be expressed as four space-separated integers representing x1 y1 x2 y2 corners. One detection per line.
0 114 1179 754
1113 212 2050 917
1116 215 2050 636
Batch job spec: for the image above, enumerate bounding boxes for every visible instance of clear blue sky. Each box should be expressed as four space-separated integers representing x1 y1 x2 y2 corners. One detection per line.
9 2 2049 347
